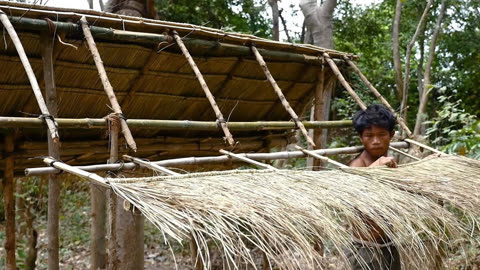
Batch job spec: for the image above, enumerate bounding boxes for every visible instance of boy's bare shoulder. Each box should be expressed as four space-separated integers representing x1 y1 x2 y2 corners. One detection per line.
348 157 366 167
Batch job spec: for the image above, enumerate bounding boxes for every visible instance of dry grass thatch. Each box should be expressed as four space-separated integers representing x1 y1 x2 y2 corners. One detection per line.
105 155 480 269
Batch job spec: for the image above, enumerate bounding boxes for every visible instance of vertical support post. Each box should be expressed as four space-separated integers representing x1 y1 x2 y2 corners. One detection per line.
42 33 61 270
312 62 330 169
3 134 16 270
107 115 144 270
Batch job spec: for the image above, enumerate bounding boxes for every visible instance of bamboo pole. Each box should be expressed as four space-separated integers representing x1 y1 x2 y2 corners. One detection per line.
42 157 109 187
5 15 348 64
3 134 16 270
25 142 409 176
323 53 367 111
0 117 352 130
172 30 235 146
42 33 62 270
343 56 413 137
123 155 180 176
0 11 59 142
294 145 347 168
252 45 316 147
79 16 137 152
389 146 421 161
219 149 277 170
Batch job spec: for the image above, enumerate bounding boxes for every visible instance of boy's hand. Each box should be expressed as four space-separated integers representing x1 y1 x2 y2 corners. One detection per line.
370 156 397 168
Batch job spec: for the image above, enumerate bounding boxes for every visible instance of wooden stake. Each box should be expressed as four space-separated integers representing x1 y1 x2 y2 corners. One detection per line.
41 33 62 270
172 31 235 146
3 134 16 270
294 145 347 168
107 115 119 269
251 45 316 147
123 155 180 175
323 53 367 111
219 149 277 170
79 16 137 151
313 61 332 169
343 56 413 137
0 11 59 142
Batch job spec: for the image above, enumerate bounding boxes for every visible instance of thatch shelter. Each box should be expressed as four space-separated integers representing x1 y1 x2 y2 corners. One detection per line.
0 1 438 270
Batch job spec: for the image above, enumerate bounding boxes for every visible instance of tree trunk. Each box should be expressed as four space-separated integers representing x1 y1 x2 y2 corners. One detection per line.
3 134 16 270
106 0 158 19
392 0 404 102
87 0 94 9
300 0 337 49
269 0 279 41
414 0 448 137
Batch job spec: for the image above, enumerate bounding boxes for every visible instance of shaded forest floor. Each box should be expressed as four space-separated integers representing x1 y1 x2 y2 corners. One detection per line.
1 181 480 269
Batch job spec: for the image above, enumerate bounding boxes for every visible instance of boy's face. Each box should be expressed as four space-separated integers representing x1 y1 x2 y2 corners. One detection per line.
359 125 394 159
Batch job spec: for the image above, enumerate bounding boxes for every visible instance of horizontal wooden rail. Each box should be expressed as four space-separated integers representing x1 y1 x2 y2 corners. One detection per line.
0 117 352 130
24 142 409 176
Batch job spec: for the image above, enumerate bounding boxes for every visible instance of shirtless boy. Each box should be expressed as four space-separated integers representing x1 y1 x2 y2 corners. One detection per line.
347 104 401 270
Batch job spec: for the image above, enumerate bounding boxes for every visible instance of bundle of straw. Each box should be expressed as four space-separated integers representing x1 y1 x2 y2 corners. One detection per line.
106 155 480 269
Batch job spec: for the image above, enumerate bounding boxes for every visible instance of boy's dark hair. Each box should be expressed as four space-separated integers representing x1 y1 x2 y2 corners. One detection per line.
353 104 396 134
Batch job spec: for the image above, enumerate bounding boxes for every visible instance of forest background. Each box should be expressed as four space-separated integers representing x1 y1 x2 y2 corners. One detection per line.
1 0 480 269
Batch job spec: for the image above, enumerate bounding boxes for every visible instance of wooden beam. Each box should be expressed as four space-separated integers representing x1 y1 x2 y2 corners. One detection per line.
173 30 235 146
25 142 410 176
41 33 62 270
252 45 316 147
295 145 347 168
80 16 137 151
0 11 59 142
3 134 16 270
343 57 413 137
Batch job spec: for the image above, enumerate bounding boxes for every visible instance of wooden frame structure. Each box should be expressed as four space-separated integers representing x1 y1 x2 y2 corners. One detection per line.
0 2 433 270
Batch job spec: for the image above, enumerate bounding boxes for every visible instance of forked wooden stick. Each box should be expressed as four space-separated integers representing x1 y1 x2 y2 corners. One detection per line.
295 145 348 168
43 157 109 187
220 149 277 170
343 56 413 137
172 31 235 146
252 45 316 147
0 11 59 142
123 155 180 176
80 16 137 151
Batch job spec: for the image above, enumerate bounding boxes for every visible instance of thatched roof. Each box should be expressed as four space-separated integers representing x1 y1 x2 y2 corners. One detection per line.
0 1 354 173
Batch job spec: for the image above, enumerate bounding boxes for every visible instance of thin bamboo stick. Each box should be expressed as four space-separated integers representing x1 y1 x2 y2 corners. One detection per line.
25 142 409 176
219 149 277 170
0 11 59 142
42 157 109 187
172 30 235 146
404 138 444 155
79 16 137 152
343 57 413 137
123 155 180 176
389 146 421 161
323 53 367 111
252 45 316 147
0 117 352 130
3 134 16 270
294 145 347 168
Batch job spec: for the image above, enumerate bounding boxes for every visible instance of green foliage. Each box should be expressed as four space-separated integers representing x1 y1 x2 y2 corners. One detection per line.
156 0 271 37
426 87 480 159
